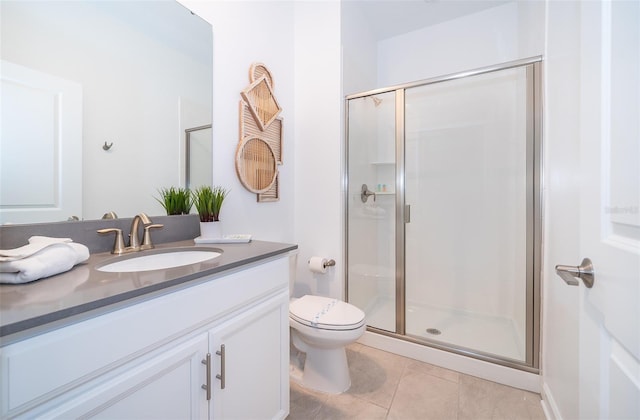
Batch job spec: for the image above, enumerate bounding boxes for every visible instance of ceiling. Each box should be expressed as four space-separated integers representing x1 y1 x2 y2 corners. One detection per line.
344 0 511 41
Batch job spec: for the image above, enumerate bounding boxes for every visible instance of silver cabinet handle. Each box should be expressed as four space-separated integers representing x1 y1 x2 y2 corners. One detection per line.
555 258 595 288
216 344 226 389
201 352 211 400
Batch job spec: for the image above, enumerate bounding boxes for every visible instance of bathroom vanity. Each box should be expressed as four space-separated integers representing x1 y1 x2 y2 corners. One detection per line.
0 240 296 419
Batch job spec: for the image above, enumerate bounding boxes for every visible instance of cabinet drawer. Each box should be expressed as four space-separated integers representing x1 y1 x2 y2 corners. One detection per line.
1 256 288 416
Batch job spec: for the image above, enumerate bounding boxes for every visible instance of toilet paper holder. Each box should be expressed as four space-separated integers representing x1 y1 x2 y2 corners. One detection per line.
308 257 336 274
309 258 336 269
323 259 336 268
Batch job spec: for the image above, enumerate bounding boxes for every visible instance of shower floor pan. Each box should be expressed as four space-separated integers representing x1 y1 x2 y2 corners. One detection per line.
365 297 525 362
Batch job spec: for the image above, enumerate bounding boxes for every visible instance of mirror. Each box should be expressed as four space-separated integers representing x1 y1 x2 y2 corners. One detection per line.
0 0 213 224
186 124 213 189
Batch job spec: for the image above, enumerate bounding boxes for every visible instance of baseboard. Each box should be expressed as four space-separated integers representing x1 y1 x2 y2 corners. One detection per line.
540 381 561 420
358 331 541 393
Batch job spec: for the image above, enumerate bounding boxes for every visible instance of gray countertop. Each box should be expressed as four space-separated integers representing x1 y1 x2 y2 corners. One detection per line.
0 240 297 343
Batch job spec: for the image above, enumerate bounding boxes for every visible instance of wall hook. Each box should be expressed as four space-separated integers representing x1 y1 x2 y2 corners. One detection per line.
102 141 114 151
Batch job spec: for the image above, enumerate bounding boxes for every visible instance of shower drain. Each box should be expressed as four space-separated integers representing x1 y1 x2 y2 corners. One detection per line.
426 328 442 335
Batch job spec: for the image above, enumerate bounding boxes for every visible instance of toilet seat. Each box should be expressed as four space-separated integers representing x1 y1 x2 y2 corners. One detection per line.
290 295 365 331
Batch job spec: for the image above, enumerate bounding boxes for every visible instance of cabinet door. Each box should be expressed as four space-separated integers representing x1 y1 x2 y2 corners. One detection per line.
210 291 289 420
42 334 209 419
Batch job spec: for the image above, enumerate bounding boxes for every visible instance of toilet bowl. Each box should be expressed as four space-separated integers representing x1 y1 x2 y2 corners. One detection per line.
289 294 366 394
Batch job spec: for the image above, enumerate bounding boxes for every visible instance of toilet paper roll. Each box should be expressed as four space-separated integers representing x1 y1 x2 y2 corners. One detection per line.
308 257 328 274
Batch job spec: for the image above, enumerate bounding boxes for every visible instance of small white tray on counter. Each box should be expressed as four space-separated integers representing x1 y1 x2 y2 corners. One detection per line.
194 234 252 244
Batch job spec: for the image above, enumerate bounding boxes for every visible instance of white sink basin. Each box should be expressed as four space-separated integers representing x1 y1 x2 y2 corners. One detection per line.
97 249 222 273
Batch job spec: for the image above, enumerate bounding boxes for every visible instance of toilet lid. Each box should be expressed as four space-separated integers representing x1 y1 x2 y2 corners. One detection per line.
290 295 365 330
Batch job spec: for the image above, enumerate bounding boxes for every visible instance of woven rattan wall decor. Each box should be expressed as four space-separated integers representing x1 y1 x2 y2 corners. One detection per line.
236 63 283 202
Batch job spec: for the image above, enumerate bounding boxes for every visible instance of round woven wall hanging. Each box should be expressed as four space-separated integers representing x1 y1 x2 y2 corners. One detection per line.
249 62 274 88
235 136 278 194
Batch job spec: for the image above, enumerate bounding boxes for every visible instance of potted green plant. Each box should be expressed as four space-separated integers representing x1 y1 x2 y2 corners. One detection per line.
155 187 192 215
192 186 229 238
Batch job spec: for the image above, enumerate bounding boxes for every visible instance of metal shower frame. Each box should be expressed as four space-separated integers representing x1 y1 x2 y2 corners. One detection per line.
343 56 543 372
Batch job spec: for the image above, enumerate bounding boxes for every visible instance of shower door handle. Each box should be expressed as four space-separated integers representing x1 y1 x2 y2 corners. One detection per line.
555 258 595 288
404 205 411 223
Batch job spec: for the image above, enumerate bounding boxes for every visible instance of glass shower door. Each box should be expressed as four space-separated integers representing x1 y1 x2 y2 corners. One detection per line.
346 91 396 332
404 67 532 362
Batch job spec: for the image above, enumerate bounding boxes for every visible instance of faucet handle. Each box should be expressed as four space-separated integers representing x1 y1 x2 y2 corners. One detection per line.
97 228 126 255
141 224 164 250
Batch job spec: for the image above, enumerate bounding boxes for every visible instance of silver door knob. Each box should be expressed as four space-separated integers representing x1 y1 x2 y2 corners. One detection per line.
555 258 595 288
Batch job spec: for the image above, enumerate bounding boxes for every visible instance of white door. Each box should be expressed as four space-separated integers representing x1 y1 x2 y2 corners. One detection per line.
0 60 82 223
574 1 640 418
547 1 640 418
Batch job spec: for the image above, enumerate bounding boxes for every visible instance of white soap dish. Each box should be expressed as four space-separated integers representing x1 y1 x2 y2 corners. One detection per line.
194 234 252 244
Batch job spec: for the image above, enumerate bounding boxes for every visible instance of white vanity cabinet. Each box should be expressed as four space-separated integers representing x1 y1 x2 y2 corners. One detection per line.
209 293 289 419
0 255 290 419
43 334 211 419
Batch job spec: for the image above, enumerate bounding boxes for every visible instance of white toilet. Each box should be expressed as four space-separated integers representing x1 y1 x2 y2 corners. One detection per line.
289 294 366 394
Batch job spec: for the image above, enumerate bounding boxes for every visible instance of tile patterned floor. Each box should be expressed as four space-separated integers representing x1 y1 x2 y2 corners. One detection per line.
288 343 546 420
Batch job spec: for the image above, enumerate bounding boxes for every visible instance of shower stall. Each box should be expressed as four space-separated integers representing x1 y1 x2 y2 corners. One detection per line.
345 57 542 370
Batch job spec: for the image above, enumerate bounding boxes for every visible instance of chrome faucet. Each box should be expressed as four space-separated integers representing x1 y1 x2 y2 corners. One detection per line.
98 212 163 255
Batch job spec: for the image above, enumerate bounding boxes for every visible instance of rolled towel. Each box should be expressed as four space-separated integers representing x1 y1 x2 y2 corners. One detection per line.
0 236 72 262
0 243 90 284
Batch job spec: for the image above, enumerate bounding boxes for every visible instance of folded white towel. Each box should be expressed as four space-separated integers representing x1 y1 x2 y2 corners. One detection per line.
8 266 90 304
0 236 72 262
0 242 90 284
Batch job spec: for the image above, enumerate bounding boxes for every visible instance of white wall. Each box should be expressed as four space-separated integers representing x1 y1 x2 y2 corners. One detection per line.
293 1 343 299
377 2 544 87
341 1 378 96
182 1 343 300
179 0 296 244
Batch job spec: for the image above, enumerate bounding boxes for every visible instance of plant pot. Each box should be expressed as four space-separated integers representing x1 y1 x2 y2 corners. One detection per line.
199 221 222 239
